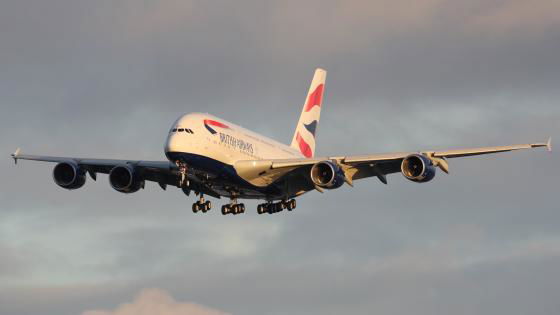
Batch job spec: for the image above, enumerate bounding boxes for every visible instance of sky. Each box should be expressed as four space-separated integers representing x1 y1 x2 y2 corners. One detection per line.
0 0 559 314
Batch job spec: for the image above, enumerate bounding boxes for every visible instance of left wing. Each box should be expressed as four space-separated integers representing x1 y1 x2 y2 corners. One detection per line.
234 138 552 187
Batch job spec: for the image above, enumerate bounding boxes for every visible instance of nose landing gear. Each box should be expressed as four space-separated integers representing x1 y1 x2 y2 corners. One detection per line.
176 160 189 187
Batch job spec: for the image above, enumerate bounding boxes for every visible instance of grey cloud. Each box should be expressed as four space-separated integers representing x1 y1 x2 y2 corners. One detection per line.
1 0 559 314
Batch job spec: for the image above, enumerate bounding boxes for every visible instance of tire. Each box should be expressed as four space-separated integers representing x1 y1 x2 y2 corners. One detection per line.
221 205 228 215
240 204 245 213
192 203 199 213
287 199 296 211
205 200 211 211
257 204 263 214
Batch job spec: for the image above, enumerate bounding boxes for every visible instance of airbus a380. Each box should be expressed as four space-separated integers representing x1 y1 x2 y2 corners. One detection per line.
12 68 552 215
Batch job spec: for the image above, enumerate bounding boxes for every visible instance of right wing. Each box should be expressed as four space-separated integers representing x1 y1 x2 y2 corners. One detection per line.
10 150 221 197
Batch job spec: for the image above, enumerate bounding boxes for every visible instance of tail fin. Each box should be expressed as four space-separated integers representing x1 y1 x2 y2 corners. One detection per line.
290 68 327 158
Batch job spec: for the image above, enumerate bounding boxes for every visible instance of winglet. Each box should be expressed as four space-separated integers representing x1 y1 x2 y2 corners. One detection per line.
547 137 552 152
11 148 21 164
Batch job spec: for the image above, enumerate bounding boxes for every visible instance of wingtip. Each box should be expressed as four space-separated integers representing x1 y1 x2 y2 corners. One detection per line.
547 137 552 152
12 148 21 164
12 147 20 157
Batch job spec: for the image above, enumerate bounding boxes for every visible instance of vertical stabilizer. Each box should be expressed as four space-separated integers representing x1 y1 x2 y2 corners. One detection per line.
290 68 326 158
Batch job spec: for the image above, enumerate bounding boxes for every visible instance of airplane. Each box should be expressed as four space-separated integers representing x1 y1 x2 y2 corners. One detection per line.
11 68 552 215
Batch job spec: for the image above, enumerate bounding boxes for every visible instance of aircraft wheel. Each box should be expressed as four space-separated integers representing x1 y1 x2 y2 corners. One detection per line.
287 199 296 211
239 203 245 213
204 200 212 211
257 204 263 214
192 203 199 213
221 205 229 215
231 204 238 215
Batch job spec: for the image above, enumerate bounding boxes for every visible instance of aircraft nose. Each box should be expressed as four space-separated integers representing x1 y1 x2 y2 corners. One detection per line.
164 133 181 153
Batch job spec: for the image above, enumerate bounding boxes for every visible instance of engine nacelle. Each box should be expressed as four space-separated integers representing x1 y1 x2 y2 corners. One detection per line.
401 154 436 183
310 161 345 189
52 162 86 190
109 165 144 193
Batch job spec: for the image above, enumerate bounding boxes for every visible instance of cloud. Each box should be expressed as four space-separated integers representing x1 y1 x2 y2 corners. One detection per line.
468 0 560 34
0 1 559 315
82 288 229 315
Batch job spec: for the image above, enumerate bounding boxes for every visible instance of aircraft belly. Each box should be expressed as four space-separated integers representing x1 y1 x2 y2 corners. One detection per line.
167 151 286 200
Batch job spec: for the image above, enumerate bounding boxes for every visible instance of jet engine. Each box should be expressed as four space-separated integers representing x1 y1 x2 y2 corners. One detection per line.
401 154 436 183
109 165 144 193
310 161 345 189
52 162 86 189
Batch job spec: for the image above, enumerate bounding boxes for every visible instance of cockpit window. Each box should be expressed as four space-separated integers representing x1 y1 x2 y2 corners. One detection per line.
178 128 185 132
172 128 177 132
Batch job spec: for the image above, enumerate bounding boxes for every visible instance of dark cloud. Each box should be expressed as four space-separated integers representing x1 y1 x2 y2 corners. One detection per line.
1 1 559 315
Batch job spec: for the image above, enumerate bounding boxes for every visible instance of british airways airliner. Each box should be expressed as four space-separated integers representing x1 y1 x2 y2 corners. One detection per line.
11 69 552 215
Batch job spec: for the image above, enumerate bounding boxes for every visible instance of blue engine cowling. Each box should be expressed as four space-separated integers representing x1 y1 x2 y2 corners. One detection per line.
401 154 436 183
109 165 144 193
310 161 345 189
52 162 86 190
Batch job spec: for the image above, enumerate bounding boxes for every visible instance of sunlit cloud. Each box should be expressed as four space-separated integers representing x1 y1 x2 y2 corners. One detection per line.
82 288 229 315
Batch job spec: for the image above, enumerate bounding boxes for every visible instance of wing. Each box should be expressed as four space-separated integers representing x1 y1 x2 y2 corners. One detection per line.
234 138 552 187
11 151 176 184
10 150 221 197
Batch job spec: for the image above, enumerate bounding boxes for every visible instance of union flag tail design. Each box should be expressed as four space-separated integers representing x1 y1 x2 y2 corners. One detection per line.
290 68 326 158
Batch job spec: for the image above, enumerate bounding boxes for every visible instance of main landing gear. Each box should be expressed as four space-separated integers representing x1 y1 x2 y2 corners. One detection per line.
193 196 297 216
257 199 296 214
221 198 245 215
192 195 212 213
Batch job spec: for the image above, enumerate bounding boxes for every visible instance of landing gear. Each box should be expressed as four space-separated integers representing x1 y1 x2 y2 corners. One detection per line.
286 199 296 211
257 199 297 214
192 195 211 213
176 160 189 187
221 198 245 215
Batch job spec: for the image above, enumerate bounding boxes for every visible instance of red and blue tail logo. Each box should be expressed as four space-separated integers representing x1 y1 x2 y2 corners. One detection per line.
304 84 324 112
296 132 313 158
204 119 229 134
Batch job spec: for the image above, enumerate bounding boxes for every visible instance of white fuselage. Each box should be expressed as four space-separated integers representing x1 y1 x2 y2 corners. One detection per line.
165 113 303 167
